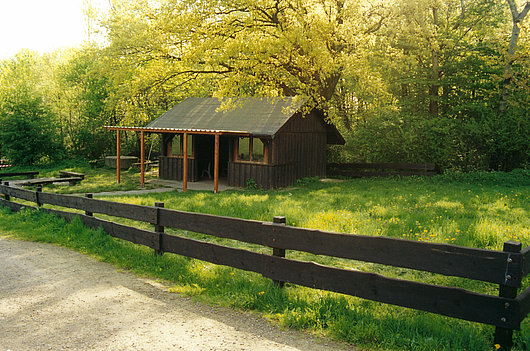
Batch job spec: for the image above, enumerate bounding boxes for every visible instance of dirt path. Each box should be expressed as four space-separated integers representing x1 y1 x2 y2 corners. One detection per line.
0 237 356 351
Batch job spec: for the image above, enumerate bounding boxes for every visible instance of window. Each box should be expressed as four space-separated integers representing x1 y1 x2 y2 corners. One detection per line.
236 137 267 163
169 134 193 157
253 138 264 162
171 135 182 156
238 137 250 161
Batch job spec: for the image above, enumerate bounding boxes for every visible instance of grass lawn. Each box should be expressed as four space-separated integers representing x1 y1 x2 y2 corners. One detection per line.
0 159 161 193
1 162 529 350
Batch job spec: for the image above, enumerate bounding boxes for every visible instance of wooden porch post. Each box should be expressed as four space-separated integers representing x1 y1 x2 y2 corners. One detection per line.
116 130 121 184
183 133 188 192
214 133 219 194
140 130 145 188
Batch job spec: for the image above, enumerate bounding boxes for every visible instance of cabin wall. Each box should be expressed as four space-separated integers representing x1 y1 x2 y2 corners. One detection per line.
272 110 328 182
159 156 198 181
227 111 328 189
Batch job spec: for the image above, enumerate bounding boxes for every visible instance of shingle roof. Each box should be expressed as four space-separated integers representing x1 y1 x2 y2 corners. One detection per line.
146 97 306 136
143 97 345 144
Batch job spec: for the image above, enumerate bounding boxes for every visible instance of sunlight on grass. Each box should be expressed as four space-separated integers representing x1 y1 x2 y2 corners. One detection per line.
304 210 364 233
433 199 465 212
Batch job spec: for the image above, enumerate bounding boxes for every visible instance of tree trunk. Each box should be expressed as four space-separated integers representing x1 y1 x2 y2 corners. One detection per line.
429 6 440 117
499 0 530 115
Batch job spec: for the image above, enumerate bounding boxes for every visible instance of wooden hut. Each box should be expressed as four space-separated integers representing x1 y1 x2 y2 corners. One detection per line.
107 97 344 192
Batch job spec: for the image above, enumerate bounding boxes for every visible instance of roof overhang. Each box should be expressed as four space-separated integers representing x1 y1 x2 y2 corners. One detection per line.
104 126 251 136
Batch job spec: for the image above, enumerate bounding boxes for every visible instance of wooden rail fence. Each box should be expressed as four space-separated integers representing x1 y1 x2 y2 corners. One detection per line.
0 183 528 350
327 162 440 178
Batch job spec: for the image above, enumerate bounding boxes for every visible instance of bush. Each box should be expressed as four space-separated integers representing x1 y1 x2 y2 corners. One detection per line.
336 108 456 166
329 106 529 172
0 95 64 165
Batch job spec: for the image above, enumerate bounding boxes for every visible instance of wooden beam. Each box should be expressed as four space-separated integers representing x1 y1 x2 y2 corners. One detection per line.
264 140 269 163
183 133 188 192
104 125 250 137
116 130 121 184
140 131 145 188
214 134 220 194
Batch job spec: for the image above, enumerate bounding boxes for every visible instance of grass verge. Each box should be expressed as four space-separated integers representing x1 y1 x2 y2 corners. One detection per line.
2 159 161 194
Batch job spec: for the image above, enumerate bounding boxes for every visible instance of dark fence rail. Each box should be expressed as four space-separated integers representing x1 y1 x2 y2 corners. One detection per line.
0 183 527 350
327 162 440 178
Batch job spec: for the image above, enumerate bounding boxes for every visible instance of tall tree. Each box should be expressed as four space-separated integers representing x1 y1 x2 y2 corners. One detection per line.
100 0 389 118
498 0 530 115
387 0 504 117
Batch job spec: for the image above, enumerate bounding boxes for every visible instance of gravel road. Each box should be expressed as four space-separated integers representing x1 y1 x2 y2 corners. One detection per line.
0 237 356 351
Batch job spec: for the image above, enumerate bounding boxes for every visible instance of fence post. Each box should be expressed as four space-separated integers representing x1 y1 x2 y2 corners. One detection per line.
272 216 286 287
154 202 165 255
494 240 522 351
85 194 93 216
35 185 42 207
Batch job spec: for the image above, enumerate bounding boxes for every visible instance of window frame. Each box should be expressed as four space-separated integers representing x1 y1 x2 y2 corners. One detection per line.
167 134 194 158
234 136 269 164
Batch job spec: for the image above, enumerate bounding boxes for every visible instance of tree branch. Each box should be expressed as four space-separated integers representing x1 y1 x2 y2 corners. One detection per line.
516 1 530 22
507 0 519 20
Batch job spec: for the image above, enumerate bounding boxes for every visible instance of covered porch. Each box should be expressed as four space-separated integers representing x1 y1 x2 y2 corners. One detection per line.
105 126 248 193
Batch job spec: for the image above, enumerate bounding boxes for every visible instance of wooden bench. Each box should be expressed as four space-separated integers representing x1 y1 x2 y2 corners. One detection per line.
11 176 83 187
327 163 440 178
0 171 39 179
59 171 85 180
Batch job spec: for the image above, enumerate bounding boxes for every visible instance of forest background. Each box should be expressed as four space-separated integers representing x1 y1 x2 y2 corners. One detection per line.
0 0 529 171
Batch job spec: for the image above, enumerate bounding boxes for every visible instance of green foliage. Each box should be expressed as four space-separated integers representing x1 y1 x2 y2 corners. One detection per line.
330 0 529 170
245 178 258 190
58 46 114 159
436 169 530 188
338 108 452 164
1 1 530 170
0 98 63 165
489 107 530 171
330 103 530 171
294 177 321 187
0 52 64 165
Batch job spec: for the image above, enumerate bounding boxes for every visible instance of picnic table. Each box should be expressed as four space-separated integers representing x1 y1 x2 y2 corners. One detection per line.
4 171 85 187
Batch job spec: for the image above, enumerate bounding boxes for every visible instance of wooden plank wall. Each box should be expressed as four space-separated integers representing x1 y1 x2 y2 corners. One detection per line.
228 111 328 189
228 162 273 188
273 111 327 185
159 156 198 182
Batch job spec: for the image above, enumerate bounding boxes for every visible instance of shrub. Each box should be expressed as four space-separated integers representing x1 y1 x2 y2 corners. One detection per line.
0 95 64 165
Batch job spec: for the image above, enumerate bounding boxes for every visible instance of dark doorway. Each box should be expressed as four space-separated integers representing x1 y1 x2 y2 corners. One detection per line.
194 135 230 180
